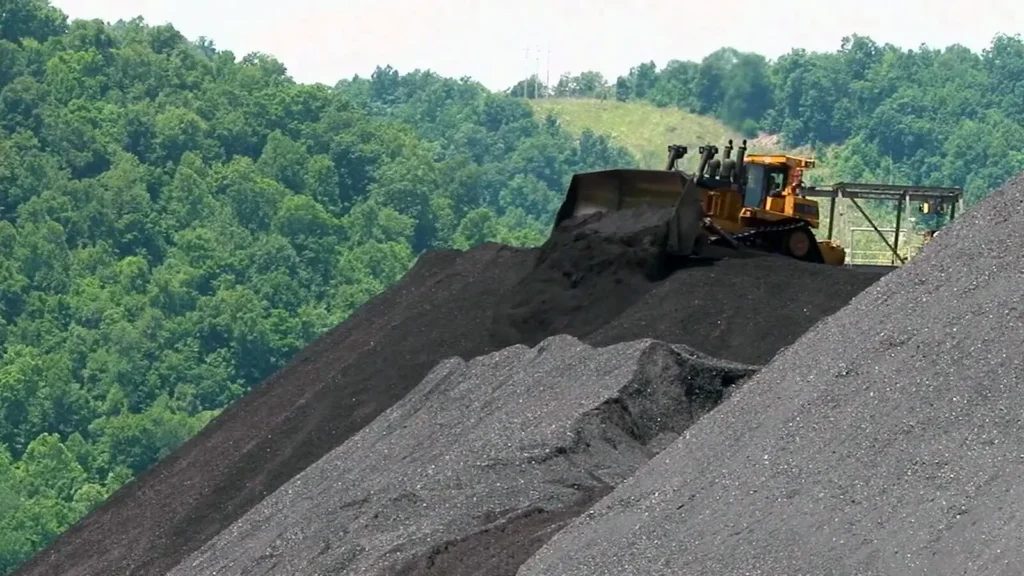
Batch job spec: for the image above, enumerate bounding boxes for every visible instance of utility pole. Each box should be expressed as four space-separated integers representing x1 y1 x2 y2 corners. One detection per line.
534 44 540 99
545 44 551 99
523 47 530 98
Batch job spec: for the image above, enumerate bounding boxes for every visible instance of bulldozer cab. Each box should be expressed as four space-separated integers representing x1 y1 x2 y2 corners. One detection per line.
733 154 821 227
742 162 785 208
743 155 813 196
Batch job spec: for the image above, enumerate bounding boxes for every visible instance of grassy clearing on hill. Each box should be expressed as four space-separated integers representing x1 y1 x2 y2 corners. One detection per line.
529 98 936 266
530 98 777 170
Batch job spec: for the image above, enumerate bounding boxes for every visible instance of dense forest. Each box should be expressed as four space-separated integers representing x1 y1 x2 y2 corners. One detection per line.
1 0 1022 573
523 34 1024 204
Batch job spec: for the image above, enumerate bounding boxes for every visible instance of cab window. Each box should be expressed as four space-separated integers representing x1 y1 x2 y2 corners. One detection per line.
743 164 767 207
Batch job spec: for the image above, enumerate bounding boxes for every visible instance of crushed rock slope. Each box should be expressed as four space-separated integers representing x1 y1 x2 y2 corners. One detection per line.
518 175 1024 576
169 335 756 576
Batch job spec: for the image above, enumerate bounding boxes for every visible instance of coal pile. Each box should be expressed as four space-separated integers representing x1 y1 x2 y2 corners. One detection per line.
167 335 756 576
490 209 888 365
518 174 1024 576
17 208 886 576
489 208 678 345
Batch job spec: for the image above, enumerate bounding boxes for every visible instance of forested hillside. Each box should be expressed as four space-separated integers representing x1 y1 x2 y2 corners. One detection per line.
0 3 633 572
524 35 1024 203
3 0 1024 573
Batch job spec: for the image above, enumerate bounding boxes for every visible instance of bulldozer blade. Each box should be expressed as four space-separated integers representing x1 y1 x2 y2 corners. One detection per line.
553 169 695 225
552 168 708 257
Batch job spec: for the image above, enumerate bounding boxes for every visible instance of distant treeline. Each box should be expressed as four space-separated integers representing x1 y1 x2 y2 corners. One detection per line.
510 35 1024 203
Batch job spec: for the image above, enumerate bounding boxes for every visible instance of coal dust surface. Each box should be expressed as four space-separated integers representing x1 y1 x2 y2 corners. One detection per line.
167 336 756 576
518 175 1024 576
16 207 886 576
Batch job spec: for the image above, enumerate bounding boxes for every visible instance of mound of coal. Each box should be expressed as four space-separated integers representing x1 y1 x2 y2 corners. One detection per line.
168 335 756 576
489 208 677 343
492 209 887 365
518 175 1024 576
17 208 885 576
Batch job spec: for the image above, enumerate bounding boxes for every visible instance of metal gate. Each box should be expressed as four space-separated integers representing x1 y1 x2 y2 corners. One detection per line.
844 226 923 266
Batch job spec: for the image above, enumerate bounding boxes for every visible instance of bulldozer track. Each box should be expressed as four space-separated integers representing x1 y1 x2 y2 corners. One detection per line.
730 220 809 241
710 219 826 263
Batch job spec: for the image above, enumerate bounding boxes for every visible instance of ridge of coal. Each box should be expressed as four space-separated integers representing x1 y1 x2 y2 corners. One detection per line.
17 208 887 576
517 173 1024 576
167 335 757 576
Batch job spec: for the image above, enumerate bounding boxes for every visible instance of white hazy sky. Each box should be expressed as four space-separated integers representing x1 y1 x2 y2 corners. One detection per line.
52 0 1024 90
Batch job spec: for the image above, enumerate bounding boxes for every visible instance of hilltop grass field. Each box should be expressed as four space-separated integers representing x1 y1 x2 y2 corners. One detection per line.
529 98 787 169
528 97 939 265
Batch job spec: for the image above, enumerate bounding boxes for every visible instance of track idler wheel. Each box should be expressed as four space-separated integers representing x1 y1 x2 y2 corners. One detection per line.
781 226 825 263
785 227 811 258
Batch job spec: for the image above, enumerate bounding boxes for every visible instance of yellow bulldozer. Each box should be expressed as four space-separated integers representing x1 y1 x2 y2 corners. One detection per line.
553 139 963 268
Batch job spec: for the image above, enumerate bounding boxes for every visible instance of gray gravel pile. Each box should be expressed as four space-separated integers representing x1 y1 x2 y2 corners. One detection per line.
168 335 756 576
517 175 1024 576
